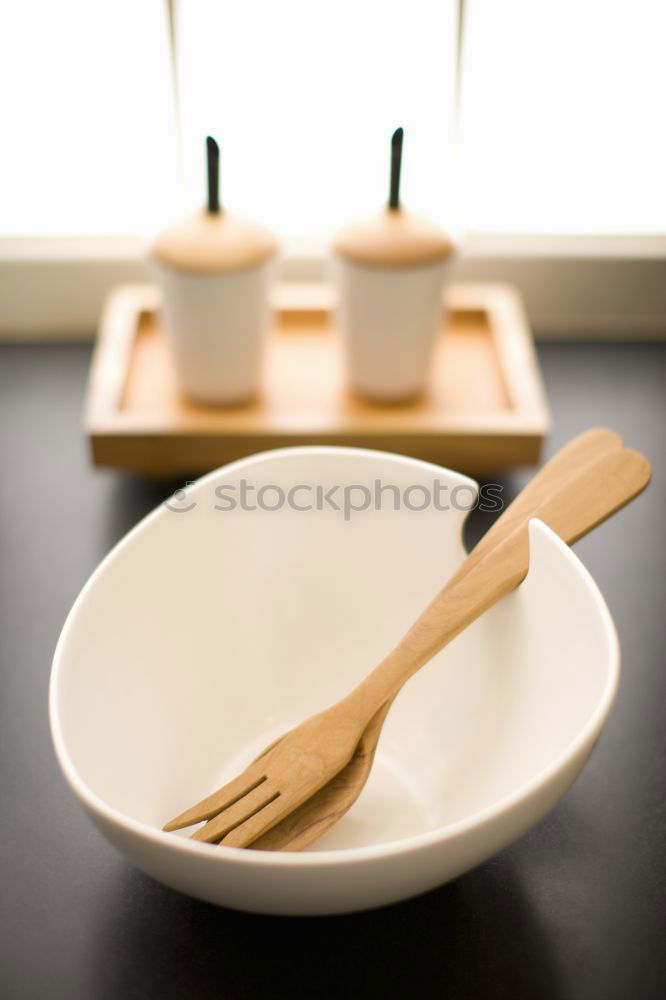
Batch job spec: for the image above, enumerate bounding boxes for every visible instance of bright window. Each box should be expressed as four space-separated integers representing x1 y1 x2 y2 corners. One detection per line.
0 0 178 235
460 0 666 233
1 0 665 238
176 0 458 237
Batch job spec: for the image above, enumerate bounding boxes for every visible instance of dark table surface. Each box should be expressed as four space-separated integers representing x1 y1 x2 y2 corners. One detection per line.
1 341 665 1000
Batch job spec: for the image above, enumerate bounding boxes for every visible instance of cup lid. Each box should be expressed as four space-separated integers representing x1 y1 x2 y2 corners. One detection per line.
333 207 453 269
150 210 278 274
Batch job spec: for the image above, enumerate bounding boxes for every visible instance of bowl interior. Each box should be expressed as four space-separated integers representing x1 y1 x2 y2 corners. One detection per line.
53 449 616 852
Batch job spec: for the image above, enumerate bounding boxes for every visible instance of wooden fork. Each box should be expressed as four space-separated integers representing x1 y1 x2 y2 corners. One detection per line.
250 427 625 850
164 435 650 849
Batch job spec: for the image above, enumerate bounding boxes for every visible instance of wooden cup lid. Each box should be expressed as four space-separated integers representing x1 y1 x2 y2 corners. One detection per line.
150 210 278 274
333 208 454 269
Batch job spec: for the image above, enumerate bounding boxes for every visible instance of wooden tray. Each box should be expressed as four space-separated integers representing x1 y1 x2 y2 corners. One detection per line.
85 283 549 477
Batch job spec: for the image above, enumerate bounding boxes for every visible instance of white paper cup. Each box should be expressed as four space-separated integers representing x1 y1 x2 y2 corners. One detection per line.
333 256 449 401
154 261 274 405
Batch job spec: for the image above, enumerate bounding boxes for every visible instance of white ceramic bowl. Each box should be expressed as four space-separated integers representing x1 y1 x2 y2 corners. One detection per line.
50 448 619 916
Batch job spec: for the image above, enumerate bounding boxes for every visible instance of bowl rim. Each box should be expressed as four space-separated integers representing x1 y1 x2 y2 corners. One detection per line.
49 446 620 869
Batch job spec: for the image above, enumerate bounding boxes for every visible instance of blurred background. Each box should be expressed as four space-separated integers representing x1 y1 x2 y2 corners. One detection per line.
2 0 665 337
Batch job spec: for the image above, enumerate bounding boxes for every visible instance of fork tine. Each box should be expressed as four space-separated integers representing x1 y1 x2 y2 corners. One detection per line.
191 780 280 843
219 792 296 849
249 730 382 851
162 760 267 832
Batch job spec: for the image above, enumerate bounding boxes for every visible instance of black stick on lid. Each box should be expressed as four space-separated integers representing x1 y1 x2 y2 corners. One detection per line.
206 135 220 214
388 127 404 211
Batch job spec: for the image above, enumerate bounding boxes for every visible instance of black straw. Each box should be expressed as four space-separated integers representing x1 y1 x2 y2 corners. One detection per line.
388 127 404 210
206 135 220 214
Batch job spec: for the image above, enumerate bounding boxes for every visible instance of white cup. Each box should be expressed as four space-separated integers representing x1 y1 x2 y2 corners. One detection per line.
154 260 274 405
150 209 277 406
334 256 449 402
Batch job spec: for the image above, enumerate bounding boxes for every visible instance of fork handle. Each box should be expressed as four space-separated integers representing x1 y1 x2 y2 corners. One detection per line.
339 428 623 722
342 447 650 724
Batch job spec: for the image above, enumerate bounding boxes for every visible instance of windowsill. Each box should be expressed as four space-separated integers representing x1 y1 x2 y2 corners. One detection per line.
1 233 665 340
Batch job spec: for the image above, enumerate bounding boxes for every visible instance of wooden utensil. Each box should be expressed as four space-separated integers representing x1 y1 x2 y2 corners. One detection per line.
164 434 650 849
250 427 624 850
